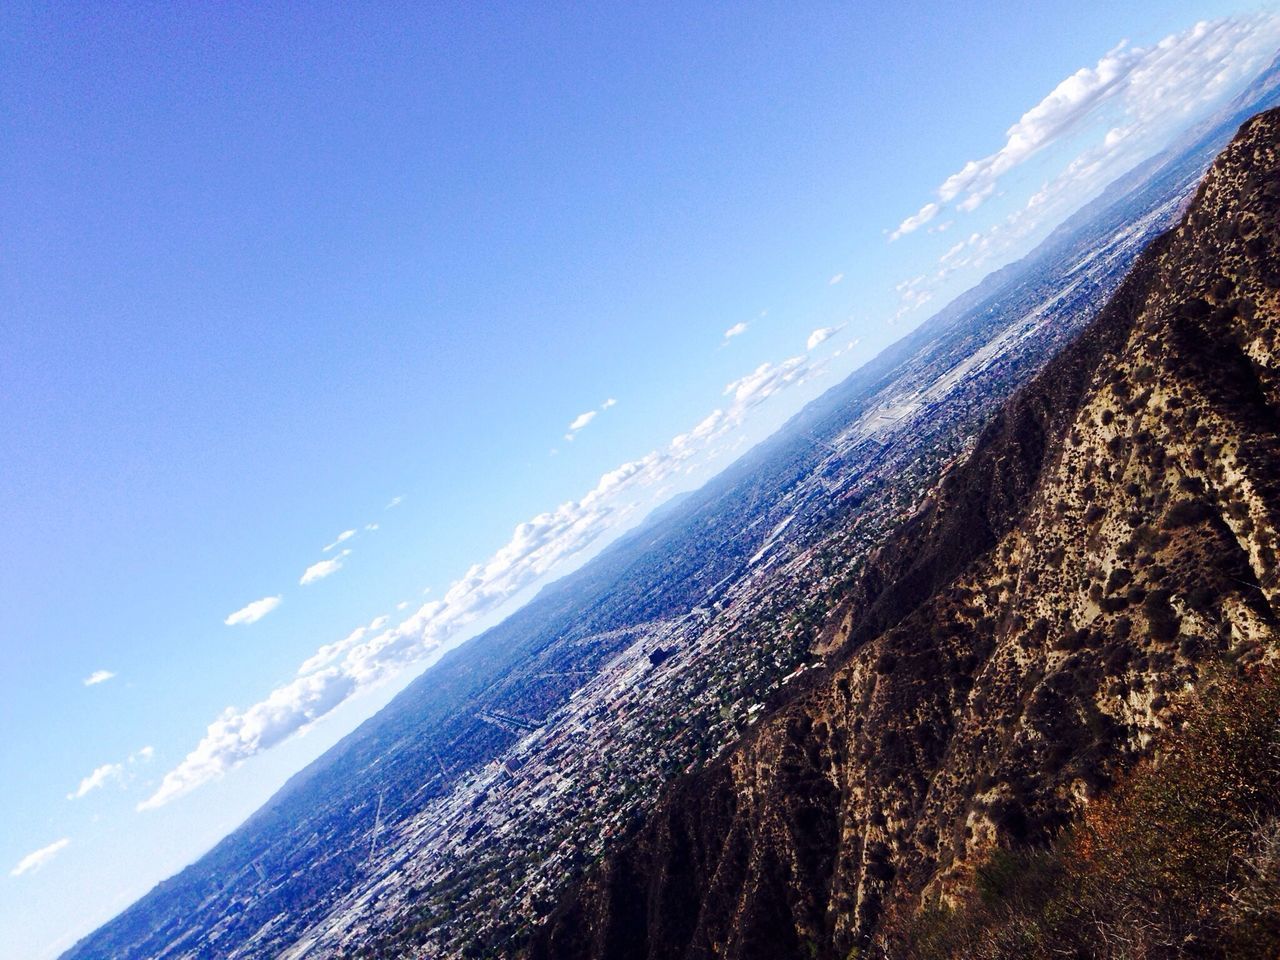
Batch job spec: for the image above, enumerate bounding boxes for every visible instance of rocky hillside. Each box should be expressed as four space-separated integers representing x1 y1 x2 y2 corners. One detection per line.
531 108 1280 960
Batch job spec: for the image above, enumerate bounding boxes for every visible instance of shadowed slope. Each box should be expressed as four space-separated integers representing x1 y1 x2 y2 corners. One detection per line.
533 108 1280 960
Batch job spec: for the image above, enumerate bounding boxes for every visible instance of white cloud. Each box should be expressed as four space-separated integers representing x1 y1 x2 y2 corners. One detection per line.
82 670 115 687
68 744 155 800
565 399 617 440
365 522 379 532
568 410 596 432
723 356 811 408
386 496 403 509
891 15 1280 235
323 529 356 552
936 40 1136 210
10 839 69 878
940 239 968 263
138 670 360 811
956 183 995 212
1103 125 1131 149
143 349 824 811
68 763 123 800
833 338 862 358
806 325 843 351
722 321 748 342
134 14 1280 816
892 275 935 323
297 620 376 676
828 272 844 285
890 201 940 240
888 16 1280 320
223 595 282 627
299 552 348 586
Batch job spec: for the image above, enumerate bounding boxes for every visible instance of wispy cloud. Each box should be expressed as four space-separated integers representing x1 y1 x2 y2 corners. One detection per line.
386 496 403 509
67 745 155 801
890 15 1280 244
142 350 824 810
891 22 1280 322
722 321 749 345
323 529 356 552
828 272 844 285
889 201 940 241
82 670 115 687
10 839 69 878
832 338 862 358
67 763 123 800
299 551 348 586
564 398 618 441
892 275 935 323
224 596 282 627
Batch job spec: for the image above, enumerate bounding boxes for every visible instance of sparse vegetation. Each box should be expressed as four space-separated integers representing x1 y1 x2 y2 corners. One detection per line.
883 669 1280 960
533 108 1280 960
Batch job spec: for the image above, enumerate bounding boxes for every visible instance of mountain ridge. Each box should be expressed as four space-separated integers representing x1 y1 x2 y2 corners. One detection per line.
62 61 1280 960
531 106 1280 960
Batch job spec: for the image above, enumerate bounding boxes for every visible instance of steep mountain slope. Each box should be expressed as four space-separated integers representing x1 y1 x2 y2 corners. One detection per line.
532 108 1280 960
65 62 1280 960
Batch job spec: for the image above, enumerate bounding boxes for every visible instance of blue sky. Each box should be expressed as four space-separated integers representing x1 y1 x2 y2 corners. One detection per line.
3 2 1278 956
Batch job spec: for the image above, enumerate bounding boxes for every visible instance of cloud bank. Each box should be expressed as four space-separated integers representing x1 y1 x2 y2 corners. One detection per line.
886 15 1280 323
891 15 1280 242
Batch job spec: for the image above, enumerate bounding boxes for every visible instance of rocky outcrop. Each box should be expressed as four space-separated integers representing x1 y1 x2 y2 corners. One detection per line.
531 108 1280 960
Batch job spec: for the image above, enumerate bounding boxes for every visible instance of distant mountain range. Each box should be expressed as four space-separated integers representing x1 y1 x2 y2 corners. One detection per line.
64 55 1280 960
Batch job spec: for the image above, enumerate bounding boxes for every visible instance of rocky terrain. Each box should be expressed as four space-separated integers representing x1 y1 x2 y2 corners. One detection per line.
531 108 1280 960
63 59 1280 960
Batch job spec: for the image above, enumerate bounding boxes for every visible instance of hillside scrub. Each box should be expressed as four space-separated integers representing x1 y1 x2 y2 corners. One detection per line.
882 667 1280 960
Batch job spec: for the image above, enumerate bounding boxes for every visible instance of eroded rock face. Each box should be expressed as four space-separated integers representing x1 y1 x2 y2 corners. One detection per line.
530 109 1280 960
